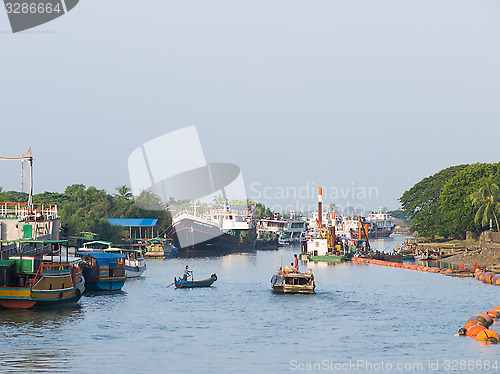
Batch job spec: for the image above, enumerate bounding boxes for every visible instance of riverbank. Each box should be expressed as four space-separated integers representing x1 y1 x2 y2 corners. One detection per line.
413 239 500 271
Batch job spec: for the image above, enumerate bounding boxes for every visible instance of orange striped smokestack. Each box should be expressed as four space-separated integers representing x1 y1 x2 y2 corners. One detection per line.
318 187 322 229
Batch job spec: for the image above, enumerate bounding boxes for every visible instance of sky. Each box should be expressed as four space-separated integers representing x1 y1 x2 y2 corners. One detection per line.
1 0 499 214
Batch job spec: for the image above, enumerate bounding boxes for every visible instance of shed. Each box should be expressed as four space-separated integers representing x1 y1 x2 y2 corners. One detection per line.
106 219 158 240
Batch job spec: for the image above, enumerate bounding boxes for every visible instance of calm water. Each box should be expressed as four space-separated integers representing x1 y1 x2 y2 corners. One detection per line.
2 236 500 373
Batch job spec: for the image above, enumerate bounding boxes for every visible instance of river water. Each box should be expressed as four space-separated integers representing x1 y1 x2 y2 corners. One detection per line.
1 236 500 373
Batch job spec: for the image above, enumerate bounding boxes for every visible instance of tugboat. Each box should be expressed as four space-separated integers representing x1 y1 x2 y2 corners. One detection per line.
270 267 315 294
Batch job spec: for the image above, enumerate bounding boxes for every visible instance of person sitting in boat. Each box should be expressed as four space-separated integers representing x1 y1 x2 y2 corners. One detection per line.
183 266 193 281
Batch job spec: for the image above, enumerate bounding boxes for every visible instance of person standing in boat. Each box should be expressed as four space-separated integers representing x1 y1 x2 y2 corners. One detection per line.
183 265 193 281
294 254 299 271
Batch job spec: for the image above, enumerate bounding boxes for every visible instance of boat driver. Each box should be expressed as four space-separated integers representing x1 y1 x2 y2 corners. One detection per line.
183 265 193 281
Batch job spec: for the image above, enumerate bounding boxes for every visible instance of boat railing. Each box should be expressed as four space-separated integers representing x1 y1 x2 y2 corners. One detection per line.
0 202 58 221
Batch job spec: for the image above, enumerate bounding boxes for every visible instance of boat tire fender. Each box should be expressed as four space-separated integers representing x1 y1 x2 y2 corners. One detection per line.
211 273 217 281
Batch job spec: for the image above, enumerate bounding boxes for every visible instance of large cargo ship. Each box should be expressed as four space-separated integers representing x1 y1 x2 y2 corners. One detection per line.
171 205 256 253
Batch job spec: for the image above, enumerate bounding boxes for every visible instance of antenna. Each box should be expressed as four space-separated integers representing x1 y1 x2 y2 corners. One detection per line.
0 154 34 209
21 153 24 193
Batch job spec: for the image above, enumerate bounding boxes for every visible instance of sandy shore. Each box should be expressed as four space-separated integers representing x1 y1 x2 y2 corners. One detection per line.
414 239 500 271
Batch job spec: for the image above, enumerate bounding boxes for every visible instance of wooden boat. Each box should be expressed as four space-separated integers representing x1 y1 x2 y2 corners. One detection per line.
81 241 147 278
415 250 438 261
77 251 126 291
174 273 217 288
382 253 403 263
0 240 85 309
103 248 146 278
271 267 315 294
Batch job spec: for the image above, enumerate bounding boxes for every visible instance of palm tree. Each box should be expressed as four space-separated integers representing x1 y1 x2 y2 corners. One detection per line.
115 185 133 201
470 179 500 232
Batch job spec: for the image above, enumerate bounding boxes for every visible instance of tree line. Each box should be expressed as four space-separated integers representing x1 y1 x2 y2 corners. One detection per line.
399 162 500 238
0 184 171 243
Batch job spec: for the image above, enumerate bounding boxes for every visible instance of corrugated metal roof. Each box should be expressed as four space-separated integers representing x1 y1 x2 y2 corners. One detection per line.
106 218 158 227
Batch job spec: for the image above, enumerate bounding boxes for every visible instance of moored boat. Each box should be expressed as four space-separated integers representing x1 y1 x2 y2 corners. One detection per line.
415 250 438 261
172 205 256 253
0 240 85 309
174 273 217 288
77 251 126 291
103 247 146 278
270 267 315 294
81 241 147 278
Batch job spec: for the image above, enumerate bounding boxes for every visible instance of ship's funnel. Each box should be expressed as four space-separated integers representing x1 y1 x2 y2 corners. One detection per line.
318 187 323 230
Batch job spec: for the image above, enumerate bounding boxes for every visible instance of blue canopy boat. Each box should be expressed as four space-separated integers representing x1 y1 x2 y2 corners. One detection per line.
174 273 217 288
77 251 126 291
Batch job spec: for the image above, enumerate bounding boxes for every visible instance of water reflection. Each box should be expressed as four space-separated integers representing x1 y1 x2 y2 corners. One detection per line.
0 305 84 373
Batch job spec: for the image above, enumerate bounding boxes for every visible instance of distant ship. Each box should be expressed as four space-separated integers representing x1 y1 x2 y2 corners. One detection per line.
171 204 256 253
306 209 395 239
366 212 396 238
257 212 307 243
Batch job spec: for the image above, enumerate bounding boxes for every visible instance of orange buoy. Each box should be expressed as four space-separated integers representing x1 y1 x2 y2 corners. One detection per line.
476 329 500 342
475 313 494 325
486 310 500 319
466 325 487 337
484 272 496 284
464 319 489 329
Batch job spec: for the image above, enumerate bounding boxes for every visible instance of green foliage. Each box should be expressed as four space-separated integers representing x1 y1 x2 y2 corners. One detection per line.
400 163 500 238
0 190 28 203
399 165 468 236
470 177 500 231
387 209 409 221
439 163 500 236
115 185 133 201
253 202 274 219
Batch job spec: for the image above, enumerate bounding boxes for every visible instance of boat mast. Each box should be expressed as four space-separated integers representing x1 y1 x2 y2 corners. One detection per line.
0 155 34 209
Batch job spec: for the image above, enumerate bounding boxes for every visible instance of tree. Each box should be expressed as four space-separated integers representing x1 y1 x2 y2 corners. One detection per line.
470 178 500 232
399 165 468 236
115 185 133 201
439 163 500 236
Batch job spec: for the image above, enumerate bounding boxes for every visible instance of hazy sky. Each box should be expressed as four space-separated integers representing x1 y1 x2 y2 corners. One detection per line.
1 1 499 213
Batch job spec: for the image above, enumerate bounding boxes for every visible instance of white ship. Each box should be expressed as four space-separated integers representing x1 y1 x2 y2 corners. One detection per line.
366 211 395 238
172 203 256 252
257 212 307 243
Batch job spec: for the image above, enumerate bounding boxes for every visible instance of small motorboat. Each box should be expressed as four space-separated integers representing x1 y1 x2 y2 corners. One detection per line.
174 273 217 288
271 267 315 294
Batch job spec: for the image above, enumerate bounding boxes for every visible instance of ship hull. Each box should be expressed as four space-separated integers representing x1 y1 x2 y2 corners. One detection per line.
172 217 255 253
368 230 393 238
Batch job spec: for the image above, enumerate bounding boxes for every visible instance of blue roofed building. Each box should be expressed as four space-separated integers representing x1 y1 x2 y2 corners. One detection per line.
106 218 158 240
